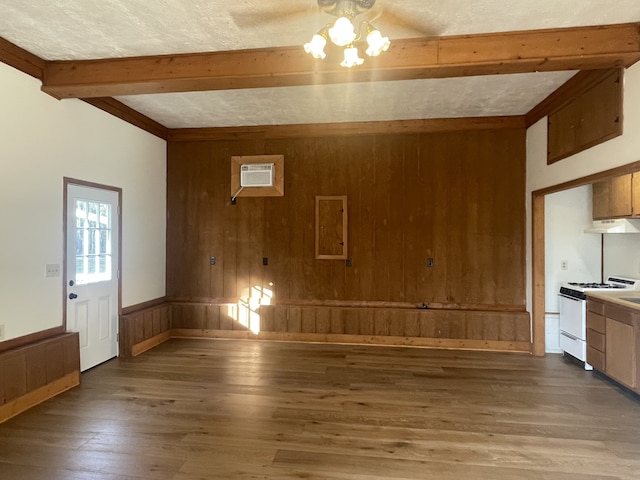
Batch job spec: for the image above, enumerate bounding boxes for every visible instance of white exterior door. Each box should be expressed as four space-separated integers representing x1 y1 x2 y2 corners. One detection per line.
66 183 119 371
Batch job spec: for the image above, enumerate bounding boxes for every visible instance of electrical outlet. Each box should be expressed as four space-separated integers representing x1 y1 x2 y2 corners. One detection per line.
0 324 4 340
46 263 60 277
210 256 216 265
560 260 568 270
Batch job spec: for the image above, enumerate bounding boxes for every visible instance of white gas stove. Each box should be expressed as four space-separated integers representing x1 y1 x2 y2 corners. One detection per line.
558 276 640 369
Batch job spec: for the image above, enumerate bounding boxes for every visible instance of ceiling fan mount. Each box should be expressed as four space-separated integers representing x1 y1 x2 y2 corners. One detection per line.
317 0 377 19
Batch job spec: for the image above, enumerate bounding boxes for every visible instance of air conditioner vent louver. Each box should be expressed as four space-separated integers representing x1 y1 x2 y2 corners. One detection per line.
240 163 274 187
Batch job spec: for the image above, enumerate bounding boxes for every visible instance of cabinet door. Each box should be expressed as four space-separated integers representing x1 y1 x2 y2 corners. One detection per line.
592 180 610 220
315 196 347 259
632 173 640 217
605 318 636 389
592 174 632 219
609 174 633 217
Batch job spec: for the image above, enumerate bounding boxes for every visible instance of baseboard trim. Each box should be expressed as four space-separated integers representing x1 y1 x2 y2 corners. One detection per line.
131 330 172 357
0 371 80 424
167 329 532 353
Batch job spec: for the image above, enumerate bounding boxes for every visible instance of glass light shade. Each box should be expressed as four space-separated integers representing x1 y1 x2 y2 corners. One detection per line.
365 29 391 56
304 34 327 59
328 17 357 46
340 46 364 68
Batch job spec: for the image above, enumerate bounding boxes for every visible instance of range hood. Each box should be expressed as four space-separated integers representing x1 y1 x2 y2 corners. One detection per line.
584 219 640 234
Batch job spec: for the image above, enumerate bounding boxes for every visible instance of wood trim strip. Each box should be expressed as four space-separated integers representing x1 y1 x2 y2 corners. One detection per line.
525 69 621 127
121 296 168 316
0 371 80 425
167 298 527 313
131 331 172 357
0 36 46 80
0 326 65 354
532 159 640 197
169 329 532 354
42 23 640 99
82 98 169 140
168 117 527 141
531 193 546 357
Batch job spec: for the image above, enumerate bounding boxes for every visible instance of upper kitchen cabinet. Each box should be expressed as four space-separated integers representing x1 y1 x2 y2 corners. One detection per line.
592 173 634 219
592 172 640 219
633 173 640 216
548 69 623 164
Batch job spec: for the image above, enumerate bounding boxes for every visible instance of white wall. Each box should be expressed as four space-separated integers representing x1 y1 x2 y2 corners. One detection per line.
0 62 166 342
543 186 602 353
603 235 640 279
526 62 640 320
544 186 601 311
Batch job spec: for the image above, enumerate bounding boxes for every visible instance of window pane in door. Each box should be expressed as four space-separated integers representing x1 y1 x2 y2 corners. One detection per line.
75 199 112 285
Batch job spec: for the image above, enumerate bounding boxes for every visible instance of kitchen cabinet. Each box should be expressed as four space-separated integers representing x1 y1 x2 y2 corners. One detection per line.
548 69 622 164
586 300 606 371
605 317 636 388
592 173 633 219
586 297 640 393
632 173 640 217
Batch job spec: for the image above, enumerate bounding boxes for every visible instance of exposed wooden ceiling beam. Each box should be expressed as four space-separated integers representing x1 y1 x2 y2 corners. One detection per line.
42 23 640 99
0 36 45 80
82 97 169 139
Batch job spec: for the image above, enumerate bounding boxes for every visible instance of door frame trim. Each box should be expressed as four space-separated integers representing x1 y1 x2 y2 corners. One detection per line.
531 159 640 356
62 177 123 332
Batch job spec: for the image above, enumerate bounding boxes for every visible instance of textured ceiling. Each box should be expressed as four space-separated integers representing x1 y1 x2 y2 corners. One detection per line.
2 0 640 129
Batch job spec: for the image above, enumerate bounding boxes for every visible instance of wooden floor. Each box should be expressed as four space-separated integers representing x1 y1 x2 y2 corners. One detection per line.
1 339 639 479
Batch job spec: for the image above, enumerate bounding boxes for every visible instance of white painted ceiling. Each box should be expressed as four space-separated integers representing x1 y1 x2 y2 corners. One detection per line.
2 0 640 129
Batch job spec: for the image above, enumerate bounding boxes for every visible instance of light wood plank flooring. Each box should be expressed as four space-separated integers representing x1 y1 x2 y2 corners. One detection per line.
1 338 639 479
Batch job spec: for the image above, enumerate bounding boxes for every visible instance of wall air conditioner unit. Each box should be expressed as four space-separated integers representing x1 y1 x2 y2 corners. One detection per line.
240 163 274 187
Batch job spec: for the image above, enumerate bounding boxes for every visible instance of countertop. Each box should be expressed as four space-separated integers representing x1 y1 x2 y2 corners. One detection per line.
587 290 640 310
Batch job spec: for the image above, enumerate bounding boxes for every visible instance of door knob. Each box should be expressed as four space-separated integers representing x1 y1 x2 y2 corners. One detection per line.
69 293 78 300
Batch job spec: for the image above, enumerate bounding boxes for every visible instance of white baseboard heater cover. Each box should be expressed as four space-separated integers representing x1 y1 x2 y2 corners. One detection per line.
240 163 274 187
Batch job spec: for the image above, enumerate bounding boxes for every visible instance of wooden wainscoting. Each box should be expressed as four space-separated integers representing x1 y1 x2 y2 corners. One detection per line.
120 300 531 356
119 301 172 358
0 333 80 424
168 302 531 353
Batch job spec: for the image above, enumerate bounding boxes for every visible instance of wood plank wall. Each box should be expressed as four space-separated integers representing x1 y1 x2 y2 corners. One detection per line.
166 128 528 348
0 333 80 423
119 303 172 358
119 301 531 356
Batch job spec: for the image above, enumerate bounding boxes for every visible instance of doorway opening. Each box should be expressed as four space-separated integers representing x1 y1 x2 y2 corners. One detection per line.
63 178 122 371
531 160 640 356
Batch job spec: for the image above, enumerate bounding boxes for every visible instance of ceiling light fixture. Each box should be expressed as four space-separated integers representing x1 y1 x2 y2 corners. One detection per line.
304 0 390 68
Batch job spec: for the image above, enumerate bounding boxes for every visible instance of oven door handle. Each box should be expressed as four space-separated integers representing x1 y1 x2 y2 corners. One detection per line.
561 331 580 341
558 293 582 301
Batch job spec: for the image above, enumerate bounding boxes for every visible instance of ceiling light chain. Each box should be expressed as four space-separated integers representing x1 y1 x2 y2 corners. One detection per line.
304 16 390 68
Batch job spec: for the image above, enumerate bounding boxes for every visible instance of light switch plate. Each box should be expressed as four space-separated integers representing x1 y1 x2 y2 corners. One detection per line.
46 263 61 277
0 324 4 340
